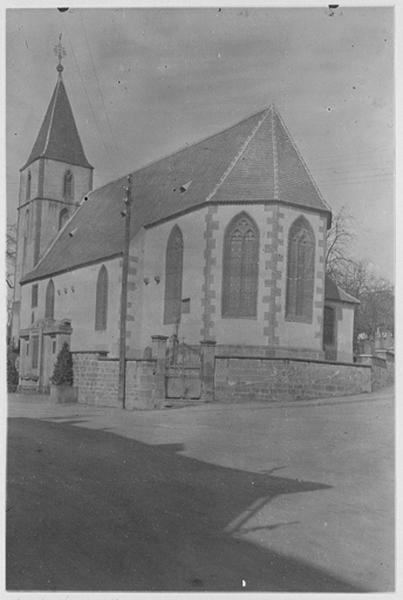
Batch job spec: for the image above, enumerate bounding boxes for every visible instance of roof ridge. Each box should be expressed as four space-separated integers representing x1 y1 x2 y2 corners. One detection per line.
25 200 83 277
43 79 61 156
203 108 270 204
273 107 333 214
270 105 279 199
86 108 270 198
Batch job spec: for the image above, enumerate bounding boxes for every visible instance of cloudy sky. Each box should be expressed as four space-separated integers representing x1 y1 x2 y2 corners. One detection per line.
6 5 394 281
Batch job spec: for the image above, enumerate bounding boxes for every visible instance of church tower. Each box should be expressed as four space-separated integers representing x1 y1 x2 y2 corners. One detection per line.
11 36 93 345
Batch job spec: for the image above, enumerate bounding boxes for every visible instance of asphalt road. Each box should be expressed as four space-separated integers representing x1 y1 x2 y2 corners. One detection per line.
7 416 364 592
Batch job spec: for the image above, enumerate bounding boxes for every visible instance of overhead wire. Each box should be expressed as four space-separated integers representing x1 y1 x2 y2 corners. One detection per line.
79 12 122 163
58 13 120 178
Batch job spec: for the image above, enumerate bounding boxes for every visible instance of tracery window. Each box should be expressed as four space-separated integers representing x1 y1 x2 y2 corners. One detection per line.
45 279 55 319
95 265 108 331
164 226 184 325
63 170 74 200
286 216 315 321
222 212 259 318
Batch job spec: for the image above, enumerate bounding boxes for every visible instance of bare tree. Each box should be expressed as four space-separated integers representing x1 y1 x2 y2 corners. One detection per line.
325 206 354 279
326 209 394 349
6 223 17 289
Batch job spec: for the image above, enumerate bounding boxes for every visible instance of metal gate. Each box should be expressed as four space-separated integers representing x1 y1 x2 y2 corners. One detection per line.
166 337 201 399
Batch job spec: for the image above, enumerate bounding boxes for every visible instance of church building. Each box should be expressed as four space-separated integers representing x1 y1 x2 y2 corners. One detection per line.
11 55 359 400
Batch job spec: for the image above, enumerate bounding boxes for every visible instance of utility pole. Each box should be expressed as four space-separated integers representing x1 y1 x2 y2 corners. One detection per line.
118 174 132 409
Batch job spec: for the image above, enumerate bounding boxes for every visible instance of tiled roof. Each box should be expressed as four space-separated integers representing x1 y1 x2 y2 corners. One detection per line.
21 77 92 171
21 106 331 283
325 276 360 304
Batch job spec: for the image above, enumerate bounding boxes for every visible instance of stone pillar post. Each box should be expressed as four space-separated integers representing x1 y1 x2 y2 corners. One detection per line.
200 340 216 403
151 335 168 405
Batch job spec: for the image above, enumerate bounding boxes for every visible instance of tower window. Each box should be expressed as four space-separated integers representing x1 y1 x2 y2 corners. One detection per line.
22 208 30 270
59 208 69 230
26 171 31 201
95 265 108 331
164 225 184 325
63 170 74 200
45 279 55 319
286 216 315 321
31 284 38 308
222 212 259 318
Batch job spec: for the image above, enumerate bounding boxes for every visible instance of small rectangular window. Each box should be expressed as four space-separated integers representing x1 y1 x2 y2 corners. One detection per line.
181 298 190 314
26 342 29 356
31 284 38 308
52 337 57 354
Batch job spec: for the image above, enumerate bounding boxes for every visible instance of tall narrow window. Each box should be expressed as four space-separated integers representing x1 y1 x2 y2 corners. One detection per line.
23 208 30 269
323 306 335 346
95 265 108 331
286 216 315 321
45 279 55 319
164 225 184 325
26 171 31 201
59 208 69 230
222 212 259 318
31 335 39 370
63 170 74 200
31 283 38 308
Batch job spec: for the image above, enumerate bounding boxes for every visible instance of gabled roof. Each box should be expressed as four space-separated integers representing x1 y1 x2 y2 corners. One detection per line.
21 106 331 283
21 77 92 171
325 276 360 305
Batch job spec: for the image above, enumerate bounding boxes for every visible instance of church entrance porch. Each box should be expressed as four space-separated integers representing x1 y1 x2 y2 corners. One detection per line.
18 319 72 393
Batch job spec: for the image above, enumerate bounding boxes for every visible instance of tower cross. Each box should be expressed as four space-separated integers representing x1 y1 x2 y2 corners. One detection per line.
54 33 66 76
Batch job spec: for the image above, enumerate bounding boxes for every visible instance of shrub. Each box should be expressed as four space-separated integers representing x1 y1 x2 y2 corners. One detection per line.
51 342 73 386
7 357 19 392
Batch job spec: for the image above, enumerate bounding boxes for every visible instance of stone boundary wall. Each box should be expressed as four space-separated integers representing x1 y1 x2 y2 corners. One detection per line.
214 356 372 403
73 353 159 409
126 359 160 410
73 353 119 407
364 354 394 391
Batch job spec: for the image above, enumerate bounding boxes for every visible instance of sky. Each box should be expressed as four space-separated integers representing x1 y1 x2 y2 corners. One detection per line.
5 5 395 281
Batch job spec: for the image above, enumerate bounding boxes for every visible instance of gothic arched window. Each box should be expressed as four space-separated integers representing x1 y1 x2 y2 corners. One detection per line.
286 216 315 321
95 265 108 331
45 279 55 319
59 208 69 230
222 212 259 318
63 170 74 200
164 225 184 325
26 171 31 201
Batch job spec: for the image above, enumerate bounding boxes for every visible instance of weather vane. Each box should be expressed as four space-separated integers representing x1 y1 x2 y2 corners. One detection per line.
54 33 66 76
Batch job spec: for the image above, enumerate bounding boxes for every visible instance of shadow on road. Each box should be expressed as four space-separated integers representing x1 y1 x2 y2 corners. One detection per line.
7 417 363 592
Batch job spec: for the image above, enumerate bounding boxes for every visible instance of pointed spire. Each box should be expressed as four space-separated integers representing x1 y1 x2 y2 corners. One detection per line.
21 40 92 171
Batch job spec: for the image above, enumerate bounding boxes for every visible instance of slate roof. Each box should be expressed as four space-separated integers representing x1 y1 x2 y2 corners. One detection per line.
325 276 360 305
21 77 92 171
21 106 331 283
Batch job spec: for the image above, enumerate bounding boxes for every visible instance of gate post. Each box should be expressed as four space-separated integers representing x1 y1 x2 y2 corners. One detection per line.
151 335 168 404
200 340 216 402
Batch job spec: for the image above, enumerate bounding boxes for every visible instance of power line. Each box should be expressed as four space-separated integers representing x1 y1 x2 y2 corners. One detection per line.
59 15 119 176
79 12 122 163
